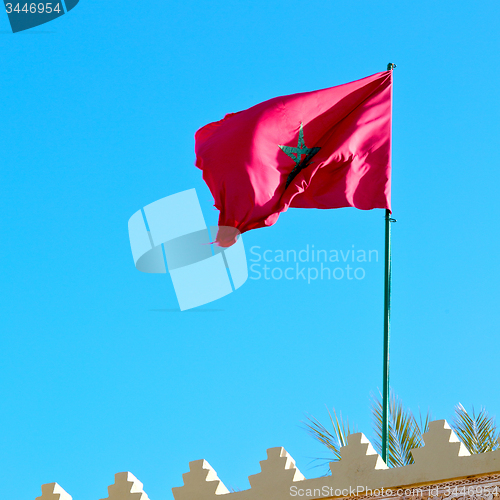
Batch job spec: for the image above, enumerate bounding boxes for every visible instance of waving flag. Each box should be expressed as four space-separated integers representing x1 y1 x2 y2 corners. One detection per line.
195 70 392 245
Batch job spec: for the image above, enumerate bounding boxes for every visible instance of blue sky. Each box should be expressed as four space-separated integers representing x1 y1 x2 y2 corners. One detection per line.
1 0 500 498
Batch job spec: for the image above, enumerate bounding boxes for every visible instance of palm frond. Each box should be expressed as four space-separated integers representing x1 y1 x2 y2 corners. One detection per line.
302 407 356 473
451 404 499 454
371 392 431 467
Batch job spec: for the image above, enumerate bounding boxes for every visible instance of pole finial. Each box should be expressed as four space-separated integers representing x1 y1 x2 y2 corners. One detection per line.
387 63 397 71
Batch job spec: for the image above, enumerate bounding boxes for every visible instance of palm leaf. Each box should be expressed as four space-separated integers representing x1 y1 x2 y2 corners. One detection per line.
451 404 499 454
303 407 356 473
371 392 430 467
305 395 500 472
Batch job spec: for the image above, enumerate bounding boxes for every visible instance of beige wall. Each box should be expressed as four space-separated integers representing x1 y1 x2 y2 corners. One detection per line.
36 420 500 500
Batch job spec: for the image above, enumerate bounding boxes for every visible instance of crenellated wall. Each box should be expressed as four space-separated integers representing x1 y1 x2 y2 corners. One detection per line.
36 420 500 499
35 472 150 500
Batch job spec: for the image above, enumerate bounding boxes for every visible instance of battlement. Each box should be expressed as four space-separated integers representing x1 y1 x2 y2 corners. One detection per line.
36 420 500 499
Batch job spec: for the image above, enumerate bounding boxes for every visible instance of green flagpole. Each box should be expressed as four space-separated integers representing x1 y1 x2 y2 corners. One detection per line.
382 62 396 464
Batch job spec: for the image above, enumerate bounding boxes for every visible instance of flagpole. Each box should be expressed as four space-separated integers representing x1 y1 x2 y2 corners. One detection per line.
381 62 396 464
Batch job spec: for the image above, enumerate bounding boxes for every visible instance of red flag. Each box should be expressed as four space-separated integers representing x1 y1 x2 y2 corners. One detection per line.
195 71 392 245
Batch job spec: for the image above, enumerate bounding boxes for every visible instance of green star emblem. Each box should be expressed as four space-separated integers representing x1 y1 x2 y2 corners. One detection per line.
279 123 321 188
